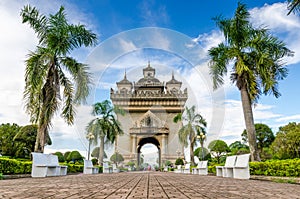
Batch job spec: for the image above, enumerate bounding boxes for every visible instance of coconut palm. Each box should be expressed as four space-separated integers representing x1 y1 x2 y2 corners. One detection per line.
208 3 293 161
20 5 97 152
173 106 207 166
86 100 123 166
287 0 300 15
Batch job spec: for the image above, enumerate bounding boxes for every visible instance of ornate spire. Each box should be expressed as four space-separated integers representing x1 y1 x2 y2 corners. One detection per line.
148 61 150 68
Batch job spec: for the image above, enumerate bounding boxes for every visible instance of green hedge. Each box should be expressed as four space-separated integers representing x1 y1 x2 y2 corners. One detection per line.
250 159 300 177
0 157 32 175
0 157 101 175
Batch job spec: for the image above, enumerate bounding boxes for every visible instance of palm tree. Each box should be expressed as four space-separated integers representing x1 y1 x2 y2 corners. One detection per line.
208 3 293 161
20 5 97 152
287 0 300 15
173 106 207 166
86 100 123 166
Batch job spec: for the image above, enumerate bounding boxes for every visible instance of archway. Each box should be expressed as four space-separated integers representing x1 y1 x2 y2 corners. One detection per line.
137 137 161 170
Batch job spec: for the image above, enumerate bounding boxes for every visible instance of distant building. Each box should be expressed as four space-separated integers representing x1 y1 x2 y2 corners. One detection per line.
110 62 187 167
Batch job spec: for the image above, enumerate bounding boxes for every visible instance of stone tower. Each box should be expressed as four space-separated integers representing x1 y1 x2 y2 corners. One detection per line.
110 62 188 167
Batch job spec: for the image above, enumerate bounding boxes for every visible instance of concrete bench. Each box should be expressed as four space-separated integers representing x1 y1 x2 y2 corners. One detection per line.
192 161 208 175
233 154 250 179
216 155 236 178
103 162 112 173
174 165 182 173
182 163 190 174
31 152 67 177
112 164 120 173
83 159 99 174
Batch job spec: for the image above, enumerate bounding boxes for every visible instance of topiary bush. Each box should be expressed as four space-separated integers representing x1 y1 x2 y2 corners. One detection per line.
250 159 300 177
175 158 184 165
54 152 65 162
67 151 83 163
0 157 32 175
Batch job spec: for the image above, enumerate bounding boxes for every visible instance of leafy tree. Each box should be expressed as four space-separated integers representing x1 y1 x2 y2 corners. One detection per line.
86 100 123 166
67 150 83 163
229 141 249 155
91 147 107 159
271 122 300 159
110 152 124 166
64 151 71 161
208 140 230 163
14 124 51 158
208 3 293 161
20 5 97 152
287 0 300 15
53 152 65 162
242 123 275 153
164 160 172 167
0 123 20 157
173 105 207 166
194 147 211 160
175 158 184 166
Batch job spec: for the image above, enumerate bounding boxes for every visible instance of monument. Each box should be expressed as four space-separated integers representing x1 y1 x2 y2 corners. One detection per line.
110 62 188 167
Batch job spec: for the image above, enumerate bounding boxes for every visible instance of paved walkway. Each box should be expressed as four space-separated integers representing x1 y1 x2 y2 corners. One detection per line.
0 172 299 198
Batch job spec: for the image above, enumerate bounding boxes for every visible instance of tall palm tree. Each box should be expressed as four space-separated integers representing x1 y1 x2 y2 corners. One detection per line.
173 106 207 166
86 100 123 166
21 5 97 153
287 0 300 15
208 3 293 161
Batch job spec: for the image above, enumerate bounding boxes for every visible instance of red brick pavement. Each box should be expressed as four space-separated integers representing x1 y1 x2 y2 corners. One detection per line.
0 172 299 199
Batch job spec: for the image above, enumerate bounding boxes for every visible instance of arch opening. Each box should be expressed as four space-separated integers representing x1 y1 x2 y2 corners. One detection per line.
137 137 161 170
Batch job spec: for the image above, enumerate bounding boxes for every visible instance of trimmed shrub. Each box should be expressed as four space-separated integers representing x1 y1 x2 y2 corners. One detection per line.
91 158 98 165
175 158 184 165
54 152 65 162
250 159 300 177
0 157 31 175
67 151 83 163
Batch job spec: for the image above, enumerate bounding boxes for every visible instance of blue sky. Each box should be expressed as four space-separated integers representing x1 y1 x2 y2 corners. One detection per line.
0 0 299 159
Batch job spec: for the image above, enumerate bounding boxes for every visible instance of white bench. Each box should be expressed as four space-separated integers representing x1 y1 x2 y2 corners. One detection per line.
112 164 120 173
182 163 190 174
103 162 112 173
174 165 182 173
31 152 67 177
192 161 208 175
83 159 99 174
216 155 236 178
233 154 250 179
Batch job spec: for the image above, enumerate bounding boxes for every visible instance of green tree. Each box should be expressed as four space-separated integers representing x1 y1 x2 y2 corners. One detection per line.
287 0 300 15
173 105 207 166
64 151 71 160
86 100 123 166
20 5 97 153
242 123 275 153
91 147 107 159
271 122 300 159
194 147 211 160
208 140 230 163
110 152 124 166
229 141 249 155
67 150 83 163
208 3 293 161
53 151 65 162
14 124 52 158
175 158 184 166
0 123 20 157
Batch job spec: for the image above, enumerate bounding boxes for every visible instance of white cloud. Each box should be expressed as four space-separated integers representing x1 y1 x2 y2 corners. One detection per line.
0 1 99 154
276 114 300 122
250 2 300 65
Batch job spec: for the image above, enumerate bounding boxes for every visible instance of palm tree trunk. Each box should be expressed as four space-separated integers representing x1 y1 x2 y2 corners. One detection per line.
34 124 46 153
99 135 105 166
240 85 261 161
190 136 195 166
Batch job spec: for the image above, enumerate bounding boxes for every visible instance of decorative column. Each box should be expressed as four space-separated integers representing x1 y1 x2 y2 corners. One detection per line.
131 134 137 158
161 134 167 158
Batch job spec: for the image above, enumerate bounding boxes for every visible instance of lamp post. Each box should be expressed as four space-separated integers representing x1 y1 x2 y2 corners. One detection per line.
197 132 206 161
86 132 95 160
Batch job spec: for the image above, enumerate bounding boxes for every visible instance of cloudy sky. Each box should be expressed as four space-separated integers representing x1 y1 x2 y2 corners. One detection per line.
1 0 300 161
